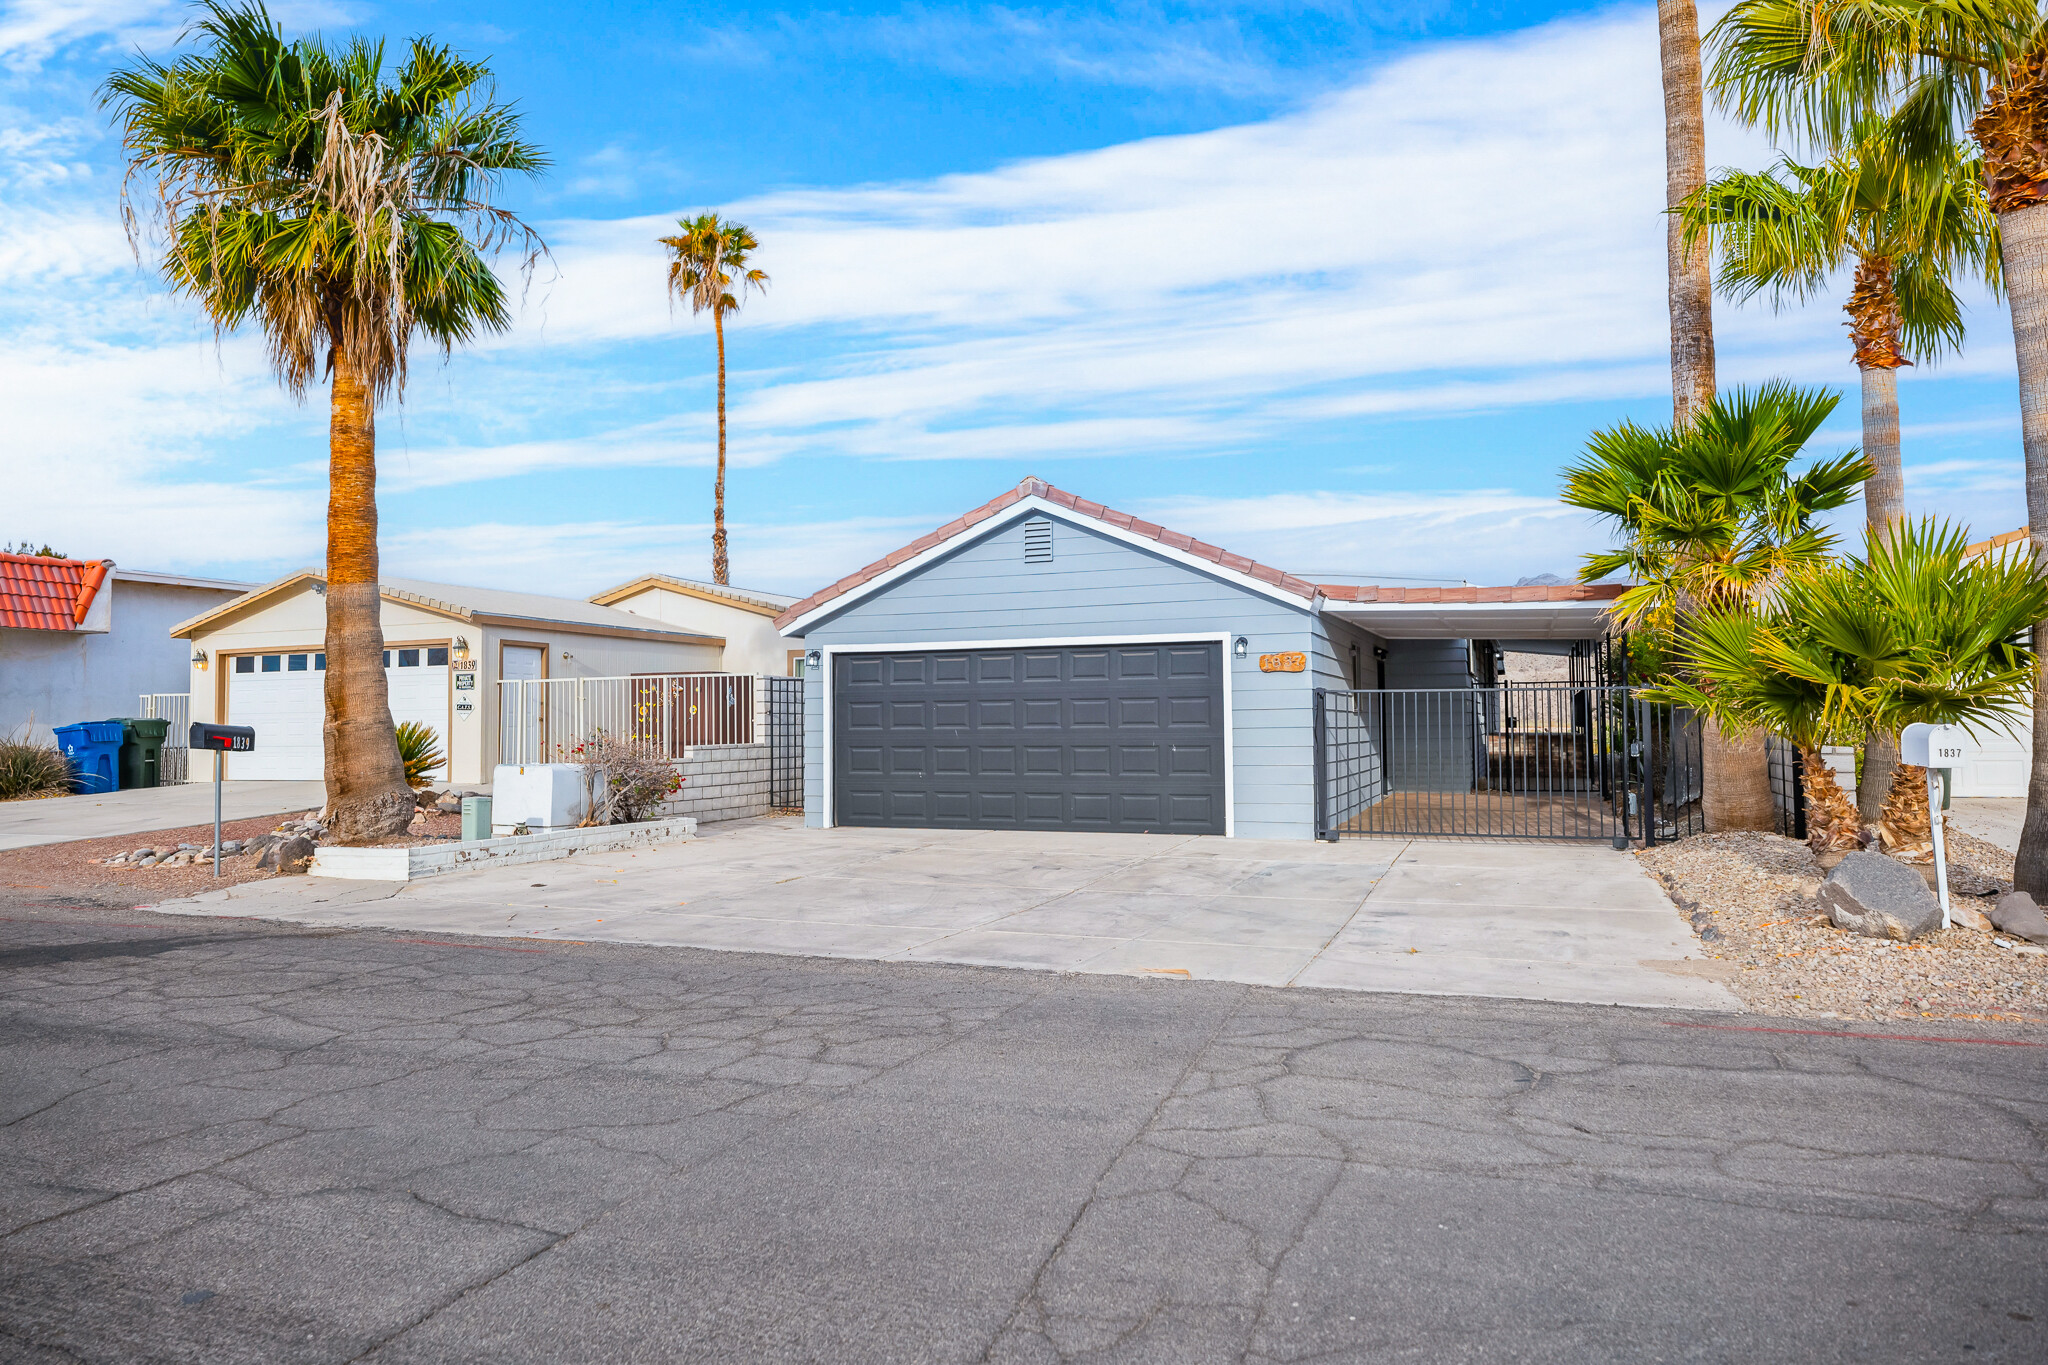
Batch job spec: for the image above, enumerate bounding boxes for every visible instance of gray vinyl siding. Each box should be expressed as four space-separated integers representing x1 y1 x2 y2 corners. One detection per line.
1381 638 1476 793
1308 615 1384 830
799 511 1319 838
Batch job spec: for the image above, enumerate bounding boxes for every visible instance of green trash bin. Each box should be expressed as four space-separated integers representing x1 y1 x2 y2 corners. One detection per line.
117 717 172 790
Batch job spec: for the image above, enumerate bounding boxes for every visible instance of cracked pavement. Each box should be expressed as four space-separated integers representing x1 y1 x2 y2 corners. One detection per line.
2 900 2044 1363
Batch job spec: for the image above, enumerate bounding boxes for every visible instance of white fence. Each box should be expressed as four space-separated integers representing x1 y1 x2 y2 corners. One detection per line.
499 673 762 766
140 692 190 785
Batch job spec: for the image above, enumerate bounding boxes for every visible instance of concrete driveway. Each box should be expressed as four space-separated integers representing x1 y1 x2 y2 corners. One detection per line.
0 780 329 851
156 820 1738 1011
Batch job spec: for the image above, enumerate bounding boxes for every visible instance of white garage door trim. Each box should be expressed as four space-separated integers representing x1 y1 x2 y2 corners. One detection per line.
816 633 1236 836
224 642 452 782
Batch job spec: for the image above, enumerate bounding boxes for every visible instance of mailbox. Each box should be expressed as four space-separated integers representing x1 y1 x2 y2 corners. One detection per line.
189 723 255 752
1900 723 1969 768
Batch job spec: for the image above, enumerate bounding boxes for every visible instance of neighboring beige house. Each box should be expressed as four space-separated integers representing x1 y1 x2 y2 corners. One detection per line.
589 574 802 677
172 573 724 785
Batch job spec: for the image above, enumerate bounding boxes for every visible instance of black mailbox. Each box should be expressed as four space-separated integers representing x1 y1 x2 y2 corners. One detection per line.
190 723 255 752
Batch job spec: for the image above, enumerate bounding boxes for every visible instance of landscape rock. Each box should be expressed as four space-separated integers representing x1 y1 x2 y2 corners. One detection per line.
415 788 442 809
256 835 316 873
1948 902 1995 933
434 795 463 815
1990 891 2048 946
1819 852 1944 941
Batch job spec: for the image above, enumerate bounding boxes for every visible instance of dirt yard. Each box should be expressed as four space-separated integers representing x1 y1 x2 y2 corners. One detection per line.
1639 831 2048 1025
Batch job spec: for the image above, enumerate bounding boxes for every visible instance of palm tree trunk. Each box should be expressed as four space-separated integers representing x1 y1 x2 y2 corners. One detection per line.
1800 744 1861 854
2007 201 2048 893
712 307 730 586
322 351 412 843
1659 0 1715 427
1702 718 1774 832
1857 357 1906 829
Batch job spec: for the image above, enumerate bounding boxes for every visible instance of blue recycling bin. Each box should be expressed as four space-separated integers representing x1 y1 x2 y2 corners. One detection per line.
54 720 124 794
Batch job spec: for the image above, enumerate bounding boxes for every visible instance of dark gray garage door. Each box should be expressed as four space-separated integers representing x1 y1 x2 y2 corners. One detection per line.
833 642 1225 833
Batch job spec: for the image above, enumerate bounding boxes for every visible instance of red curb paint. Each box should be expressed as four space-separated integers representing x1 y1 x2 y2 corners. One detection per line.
394 939 550 953
1664 1022 2044 1047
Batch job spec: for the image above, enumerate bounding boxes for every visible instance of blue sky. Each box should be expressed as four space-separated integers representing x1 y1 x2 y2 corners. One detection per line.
1 0 2028 596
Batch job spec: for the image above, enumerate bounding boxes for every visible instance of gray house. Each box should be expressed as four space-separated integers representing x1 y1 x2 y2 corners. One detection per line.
772 478 1624 841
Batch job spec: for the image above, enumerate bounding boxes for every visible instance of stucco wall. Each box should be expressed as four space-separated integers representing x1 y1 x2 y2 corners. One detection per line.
2 577 245 742
795 510 1321 839
602 585 799 677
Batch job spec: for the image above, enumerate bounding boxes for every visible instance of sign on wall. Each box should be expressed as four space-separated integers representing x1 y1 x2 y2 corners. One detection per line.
1258 652 1307 673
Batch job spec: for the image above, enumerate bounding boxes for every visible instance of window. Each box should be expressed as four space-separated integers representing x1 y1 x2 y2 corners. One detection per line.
314 653 325 670
398 648 420 667
261 655 281 672
427 646 448 667
234 656 254 674
288 654 308 671
383 651 390 667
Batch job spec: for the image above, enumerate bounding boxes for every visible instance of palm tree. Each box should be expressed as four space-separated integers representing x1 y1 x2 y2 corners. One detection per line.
104 1 547 842
1706 0 2048 887
1659 520 2048 857
659 213 769 586
1563 382 1872 831
1677 118 2000 825
1660 0 1719 426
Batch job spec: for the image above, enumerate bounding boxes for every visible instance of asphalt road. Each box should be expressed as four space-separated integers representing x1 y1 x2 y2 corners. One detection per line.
2 891 2044 1364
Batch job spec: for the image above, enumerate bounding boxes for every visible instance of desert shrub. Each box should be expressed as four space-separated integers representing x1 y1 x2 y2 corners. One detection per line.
573 731 683 824
394 721 444 788
0 737 74 800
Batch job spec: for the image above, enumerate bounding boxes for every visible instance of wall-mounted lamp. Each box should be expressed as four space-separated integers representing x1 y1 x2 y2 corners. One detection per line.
452 635 470 660
192 650 209 671
805 649 823 671
560 651 573 662
1232 636 1249 660
1373 645 1388 660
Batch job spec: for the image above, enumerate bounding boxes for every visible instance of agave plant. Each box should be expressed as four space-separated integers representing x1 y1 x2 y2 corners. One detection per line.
1660 519 2048 858
393 721 444 790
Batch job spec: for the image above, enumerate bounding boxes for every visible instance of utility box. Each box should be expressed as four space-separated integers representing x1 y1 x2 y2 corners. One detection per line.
461 795 493 843
490 764 588 835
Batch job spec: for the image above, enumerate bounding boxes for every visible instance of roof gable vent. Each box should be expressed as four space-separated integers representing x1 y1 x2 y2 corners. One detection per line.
1023 518 1053 564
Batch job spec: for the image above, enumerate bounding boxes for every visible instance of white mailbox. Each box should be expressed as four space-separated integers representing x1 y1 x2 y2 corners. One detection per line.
1900 723 1972 768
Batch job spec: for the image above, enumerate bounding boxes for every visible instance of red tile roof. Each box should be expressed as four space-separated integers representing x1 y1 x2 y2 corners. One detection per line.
774 478 1629 632
0 553 110 631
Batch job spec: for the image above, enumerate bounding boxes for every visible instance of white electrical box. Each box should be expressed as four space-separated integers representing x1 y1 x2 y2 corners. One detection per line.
491 764 589 834
1900 723 1972 769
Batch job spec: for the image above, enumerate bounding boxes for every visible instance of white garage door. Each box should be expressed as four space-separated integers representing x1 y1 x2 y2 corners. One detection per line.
227 646 449 781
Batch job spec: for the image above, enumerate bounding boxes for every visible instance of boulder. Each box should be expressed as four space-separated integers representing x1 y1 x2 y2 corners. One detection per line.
1819 852 1944 941
256 835 317 874
1991 891 2048 947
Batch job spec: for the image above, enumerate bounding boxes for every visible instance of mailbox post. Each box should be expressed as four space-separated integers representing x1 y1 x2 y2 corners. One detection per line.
189 724 255 878
1900 723 1970 929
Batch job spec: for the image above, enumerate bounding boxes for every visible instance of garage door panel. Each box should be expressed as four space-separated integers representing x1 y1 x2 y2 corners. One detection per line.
833 642 1225 834
228 650 445 782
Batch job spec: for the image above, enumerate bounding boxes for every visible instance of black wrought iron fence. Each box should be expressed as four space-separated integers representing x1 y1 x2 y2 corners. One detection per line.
1766 735 1810 841
765 675 804 810
1314 684 1704 844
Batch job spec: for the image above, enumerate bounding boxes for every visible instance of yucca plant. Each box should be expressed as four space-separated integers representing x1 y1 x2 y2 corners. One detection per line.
393 721 443 789
0 736 74 801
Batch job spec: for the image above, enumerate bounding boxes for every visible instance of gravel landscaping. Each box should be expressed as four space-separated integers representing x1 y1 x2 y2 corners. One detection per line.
1638 831 2048 1025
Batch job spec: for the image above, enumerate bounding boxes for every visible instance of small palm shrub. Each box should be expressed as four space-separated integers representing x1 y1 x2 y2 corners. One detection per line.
0 737 74 800
394 722 444 789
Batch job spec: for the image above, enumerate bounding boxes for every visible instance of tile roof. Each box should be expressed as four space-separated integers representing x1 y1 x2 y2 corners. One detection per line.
1316 583 1627 604
0 553 110 631
772 477 1631 632
773 478 1322 629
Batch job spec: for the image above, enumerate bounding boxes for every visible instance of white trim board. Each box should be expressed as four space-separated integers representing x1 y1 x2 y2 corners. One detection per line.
779 495 1315 636
818 633 1237 837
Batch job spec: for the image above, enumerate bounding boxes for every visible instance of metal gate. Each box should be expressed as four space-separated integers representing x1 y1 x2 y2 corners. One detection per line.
1314 684 1703 843
765 675 804 810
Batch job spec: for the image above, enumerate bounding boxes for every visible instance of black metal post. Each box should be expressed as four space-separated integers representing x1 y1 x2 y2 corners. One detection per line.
1313 688 1333 841
213 749 222 878
1639 699 1656 848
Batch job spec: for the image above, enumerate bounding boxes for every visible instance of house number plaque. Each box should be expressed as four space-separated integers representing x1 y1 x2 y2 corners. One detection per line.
1258 652 1307 673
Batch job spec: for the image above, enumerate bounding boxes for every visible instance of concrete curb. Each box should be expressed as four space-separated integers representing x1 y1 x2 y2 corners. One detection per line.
309 817 698 882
